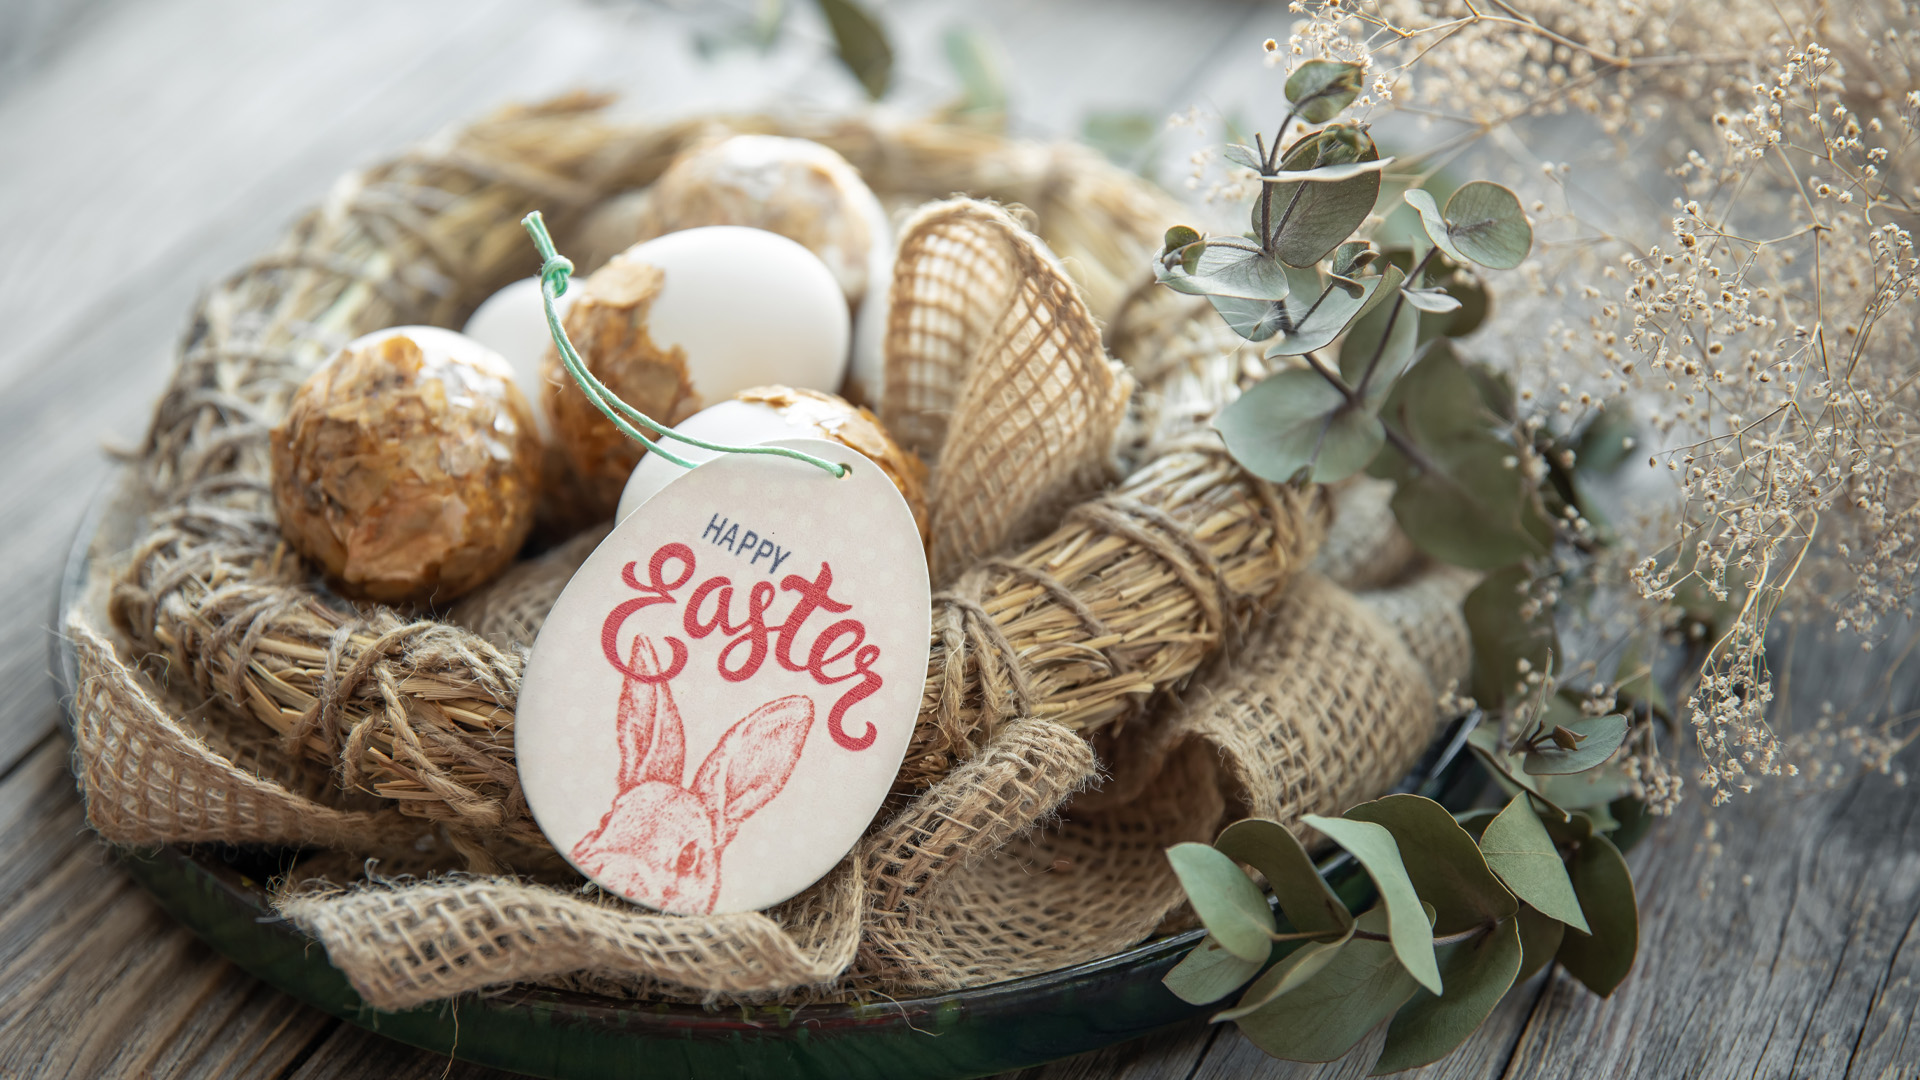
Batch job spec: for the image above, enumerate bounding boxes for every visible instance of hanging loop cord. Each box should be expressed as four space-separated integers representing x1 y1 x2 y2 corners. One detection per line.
520 211 847 478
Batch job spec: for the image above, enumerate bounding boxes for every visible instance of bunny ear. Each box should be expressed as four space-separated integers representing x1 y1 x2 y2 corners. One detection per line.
614 634 686 790
689 695 815 847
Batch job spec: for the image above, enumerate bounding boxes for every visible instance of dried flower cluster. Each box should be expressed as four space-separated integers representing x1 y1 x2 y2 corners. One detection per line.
1258 0 1920 807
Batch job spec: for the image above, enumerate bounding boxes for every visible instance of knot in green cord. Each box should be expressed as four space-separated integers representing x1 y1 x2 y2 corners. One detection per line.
539 254 574 299
516 210 849 480
522 210 574 299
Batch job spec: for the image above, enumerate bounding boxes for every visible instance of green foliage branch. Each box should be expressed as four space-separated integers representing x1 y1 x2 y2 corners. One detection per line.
1157 61 1653 1071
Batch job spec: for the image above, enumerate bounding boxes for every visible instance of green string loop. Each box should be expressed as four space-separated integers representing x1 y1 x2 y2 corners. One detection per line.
519 211 847 479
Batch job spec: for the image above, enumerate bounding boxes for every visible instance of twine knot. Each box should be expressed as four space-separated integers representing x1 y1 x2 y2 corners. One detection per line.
539 253 574 299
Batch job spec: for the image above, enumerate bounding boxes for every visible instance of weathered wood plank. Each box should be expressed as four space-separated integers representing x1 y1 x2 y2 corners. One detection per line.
284 1028 511 1080
6 2 1920 1080
0 739 336 1079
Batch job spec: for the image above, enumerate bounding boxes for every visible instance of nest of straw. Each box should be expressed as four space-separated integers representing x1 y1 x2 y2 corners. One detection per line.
66 94 1466 1007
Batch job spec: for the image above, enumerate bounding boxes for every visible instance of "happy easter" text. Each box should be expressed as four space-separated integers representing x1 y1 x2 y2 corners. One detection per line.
600 541 885 752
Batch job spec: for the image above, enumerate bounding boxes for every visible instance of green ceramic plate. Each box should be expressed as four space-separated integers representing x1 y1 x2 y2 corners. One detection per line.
52 477 1489 1080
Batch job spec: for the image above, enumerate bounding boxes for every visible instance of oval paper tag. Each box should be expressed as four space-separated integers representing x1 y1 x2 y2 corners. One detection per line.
517 438 931 915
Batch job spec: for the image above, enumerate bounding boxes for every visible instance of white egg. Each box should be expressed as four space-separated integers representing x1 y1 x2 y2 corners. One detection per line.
622 226 849 405
462 278 576 439
641 135 889 306
614 399 830 523
847 240 893 411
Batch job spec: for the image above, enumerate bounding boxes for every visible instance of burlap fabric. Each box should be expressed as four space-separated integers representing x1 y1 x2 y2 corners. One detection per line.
64 97 1472 1011
881 198 1131 584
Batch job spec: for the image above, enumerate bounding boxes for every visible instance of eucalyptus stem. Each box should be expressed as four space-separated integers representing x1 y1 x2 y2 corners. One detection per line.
1268 928 1343 943
1351 923 1489 947
1264 107 1299 172
1355 246 1440 400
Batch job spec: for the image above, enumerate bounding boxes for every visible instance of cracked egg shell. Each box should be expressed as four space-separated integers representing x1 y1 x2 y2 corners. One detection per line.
270 326 541 605
544 227 850 519
615 387 928 548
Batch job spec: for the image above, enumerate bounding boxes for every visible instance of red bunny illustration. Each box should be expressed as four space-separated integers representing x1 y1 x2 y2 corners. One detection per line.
572 633 815 914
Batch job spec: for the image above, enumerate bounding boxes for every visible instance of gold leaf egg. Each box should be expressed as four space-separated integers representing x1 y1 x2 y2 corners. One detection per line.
270 327 541 604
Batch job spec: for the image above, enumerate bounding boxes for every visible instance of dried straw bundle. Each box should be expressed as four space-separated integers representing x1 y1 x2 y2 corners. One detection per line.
904 437 1326 792
65 93 1471 1007
100 95 1195 867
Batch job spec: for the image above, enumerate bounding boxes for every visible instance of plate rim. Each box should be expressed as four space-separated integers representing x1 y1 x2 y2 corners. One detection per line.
50 469 1486 1079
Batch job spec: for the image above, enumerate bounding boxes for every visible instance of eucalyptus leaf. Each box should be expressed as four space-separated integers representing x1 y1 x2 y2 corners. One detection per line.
1370 344 1554 567
1333 241 1375 277
1403 184 1532 270
1556 833 1638 997
815 0 892 99
942 26 1006 115
1216 818 1355 938
1224 143 1263 170
1441 181 1534 270
1372 919 1523 1074
1260 124 1382 268
1261 158 1396 185
1264 271 1383 357
1529 762 1637 814
1467 360 1516 421
1537 808 1597 845
1402 188 1459 262
1166 842 1276 963
1477 797 1589 932
1162 225 1201 256
1230 907 1423 1063
1159 243 1292 300
1285 59 1366 123
1523 713 1630 775
1386 436 1551 568
1515 904 1567 983
1575 407 1638 475
1453 808 1499 840
1302 815 1442 993
1343 794 1518 933
1209 294 1289 341
1475 746 1634 826
1214 369 1384 485
1165 933 1267 1005
1213 929 1355 1021
1429 263 1490 338
1401 286 1463 314
1463 566 1557 709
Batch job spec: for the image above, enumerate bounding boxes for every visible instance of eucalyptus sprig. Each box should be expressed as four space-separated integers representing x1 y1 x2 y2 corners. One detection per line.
1158 60 1643 790
1165 795 1637 1073
1156 60 1648 1071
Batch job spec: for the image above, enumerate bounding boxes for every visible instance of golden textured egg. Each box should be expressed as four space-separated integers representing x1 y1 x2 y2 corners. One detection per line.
737 386 930 546
540 254 702 521
636 134 889 307
270 326 542 605
614 386 929 549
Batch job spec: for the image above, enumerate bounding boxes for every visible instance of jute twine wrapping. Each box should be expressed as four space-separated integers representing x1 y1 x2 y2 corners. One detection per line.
64 96 1473 1009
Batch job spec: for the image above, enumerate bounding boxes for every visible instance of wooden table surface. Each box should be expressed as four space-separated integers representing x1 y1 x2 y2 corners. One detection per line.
1 2 1915 1077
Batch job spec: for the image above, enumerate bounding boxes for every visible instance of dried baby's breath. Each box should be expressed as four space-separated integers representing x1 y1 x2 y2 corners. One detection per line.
1260 0 1920 806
